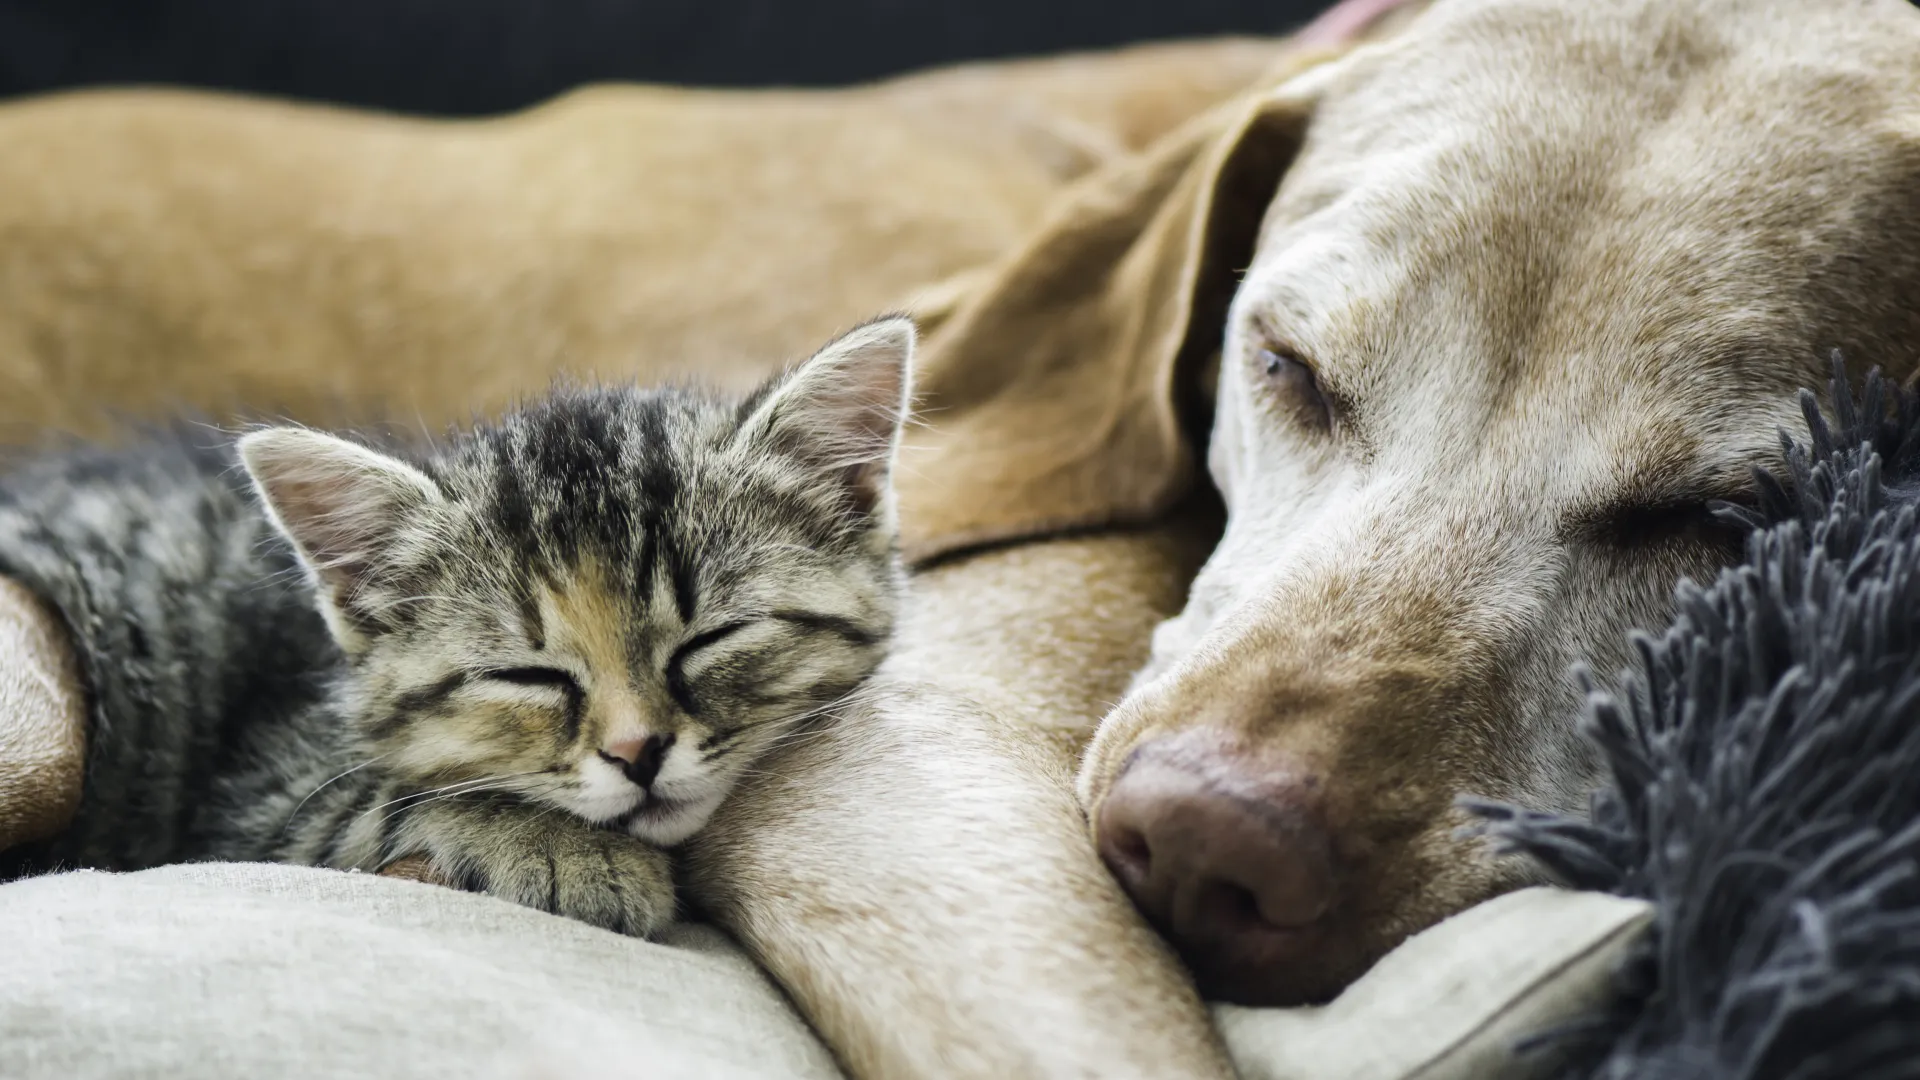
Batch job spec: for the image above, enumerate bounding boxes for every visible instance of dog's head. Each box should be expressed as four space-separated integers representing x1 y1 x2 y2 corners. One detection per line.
900 0 1920 1007
1084 0 1920 1004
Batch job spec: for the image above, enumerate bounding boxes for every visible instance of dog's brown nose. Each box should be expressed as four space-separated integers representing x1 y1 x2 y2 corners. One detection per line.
1096 739 1337 1003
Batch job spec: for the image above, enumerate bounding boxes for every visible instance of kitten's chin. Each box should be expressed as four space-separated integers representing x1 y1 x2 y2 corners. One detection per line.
567 788 646 825
624 789 727 847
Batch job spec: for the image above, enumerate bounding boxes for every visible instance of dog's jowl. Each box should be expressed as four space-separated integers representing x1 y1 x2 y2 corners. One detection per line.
1080 0 1920 1006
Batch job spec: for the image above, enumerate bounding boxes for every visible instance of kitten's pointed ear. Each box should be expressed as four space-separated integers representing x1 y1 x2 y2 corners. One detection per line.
743 316 915 517
238 427 442 647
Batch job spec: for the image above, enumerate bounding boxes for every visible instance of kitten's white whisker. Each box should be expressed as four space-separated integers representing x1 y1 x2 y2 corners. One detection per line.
281 753 391 834
358 779 496 819
356 771 546 822
748 723 837 751
363 593 501 619
412 409 441 457
716 721 841 767
359 780 523 834
361 774 574 849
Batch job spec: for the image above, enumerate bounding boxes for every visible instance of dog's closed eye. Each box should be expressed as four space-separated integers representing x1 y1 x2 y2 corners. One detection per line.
1254 348 1333 432
1573 496 1753 557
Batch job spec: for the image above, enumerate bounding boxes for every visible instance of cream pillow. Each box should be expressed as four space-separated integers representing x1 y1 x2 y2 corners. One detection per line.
0 864 1645 1080
1219 886 1652 1080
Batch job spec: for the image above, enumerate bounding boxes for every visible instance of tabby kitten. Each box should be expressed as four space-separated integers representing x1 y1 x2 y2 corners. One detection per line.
0 318 913 935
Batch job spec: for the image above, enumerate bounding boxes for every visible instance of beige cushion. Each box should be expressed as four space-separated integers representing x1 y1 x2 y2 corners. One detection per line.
0 863 841 1080
0 866 1647 1079
1218 887 1653 1080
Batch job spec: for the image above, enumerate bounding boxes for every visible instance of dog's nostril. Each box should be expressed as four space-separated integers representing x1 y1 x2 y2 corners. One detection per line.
1218 882 1262 926
1190 876 1304 940
1099 820 1154 889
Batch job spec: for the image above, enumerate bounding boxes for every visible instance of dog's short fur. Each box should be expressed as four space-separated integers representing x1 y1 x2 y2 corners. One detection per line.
1071 0 1920 1004
0 39 1280 445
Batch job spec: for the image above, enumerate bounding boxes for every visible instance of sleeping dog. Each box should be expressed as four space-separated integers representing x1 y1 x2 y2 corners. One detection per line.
1075 0 1920 1006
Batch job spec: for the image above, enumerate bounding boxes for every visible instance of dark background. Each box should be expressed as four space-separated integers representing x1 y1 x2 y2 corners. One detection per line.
0 0 1337 116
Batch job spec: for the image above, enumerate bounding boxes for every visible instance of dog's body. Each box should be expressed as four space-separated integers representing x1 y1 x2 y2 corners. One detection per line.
4 1 1920 1076
0 38 1279 443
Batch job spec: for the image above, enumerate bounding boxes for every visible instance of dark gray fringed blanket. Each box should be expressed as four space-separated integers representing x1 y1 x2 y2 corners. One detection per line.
1470 361 1920 1079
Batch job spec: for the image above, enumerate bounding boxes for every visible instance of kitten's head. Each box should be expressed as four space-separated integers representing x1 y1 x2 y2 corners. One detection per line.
239 318 913 846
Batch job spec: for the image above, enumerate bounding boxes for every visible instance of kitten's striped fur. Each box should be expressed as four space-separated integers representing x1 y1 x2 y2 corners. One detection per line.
0 319 913 935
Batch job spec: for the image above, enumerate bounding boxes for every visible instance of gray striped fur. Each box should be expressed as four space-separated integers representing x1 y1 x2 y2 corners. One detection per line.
0 318 913 935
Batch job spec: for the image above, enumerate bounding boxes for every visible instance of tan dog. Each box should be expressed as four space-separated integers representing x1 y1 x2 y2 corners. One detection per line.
938 0 1920 1008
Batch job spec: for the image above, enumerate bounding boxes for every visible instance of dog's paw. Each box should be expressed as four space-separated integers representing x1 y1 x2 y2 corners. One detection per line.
398 796 675 936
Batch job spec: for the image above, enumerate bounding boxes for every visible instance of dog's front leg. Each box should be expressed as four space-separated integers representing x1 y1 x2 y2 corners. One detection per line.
685 521 1229 1079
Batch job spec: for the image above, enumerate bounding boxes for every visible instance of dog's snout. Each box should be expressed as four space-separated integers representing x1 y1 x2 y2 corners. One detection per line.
1096 736 1337 1003
1099 762 1333 929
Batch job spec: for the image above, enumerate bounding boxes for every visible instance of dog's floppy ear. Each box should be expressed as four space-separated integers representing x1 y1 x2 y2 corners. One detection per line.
892 65 1331 563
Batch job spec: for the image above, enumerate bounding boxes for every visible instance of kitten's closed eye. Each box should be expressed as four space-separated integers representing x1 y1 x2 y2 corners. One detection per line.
484 666 584 710
482 665 586 737
666 622 751 715
668 612 884 722
484 666 583 694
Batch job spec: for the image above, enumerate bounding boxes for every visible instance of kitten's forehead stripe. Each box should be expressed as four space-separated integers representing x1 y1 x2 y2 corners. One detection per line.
519 579 546 651
632 524 657 618
486 436 534 549
523 393 633 556
667 535 698 627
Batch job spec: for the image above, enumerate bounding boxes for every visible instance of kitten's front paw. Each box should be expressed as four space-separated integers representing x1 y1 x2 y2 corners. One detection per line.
403 798 674 936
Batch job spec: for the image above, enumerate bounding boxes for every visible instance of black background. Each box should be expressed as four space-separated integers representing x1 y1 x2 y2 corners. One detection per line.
0 0 1338 116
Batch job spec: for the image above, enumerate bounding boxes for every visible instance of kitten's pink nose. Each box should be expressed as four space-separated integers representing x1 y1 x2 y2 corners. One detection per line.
600 733 674 790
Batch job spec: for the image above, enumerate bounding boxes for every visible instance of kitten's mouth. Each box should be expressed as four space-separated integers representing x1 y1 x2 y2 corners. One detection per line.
612 795 680 827
612 789 723 847
610 793 699 833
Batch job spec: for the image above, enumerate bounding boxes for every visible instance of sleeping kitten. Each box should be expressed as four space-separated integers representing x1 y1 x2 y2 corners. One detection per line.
0 318 913 935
